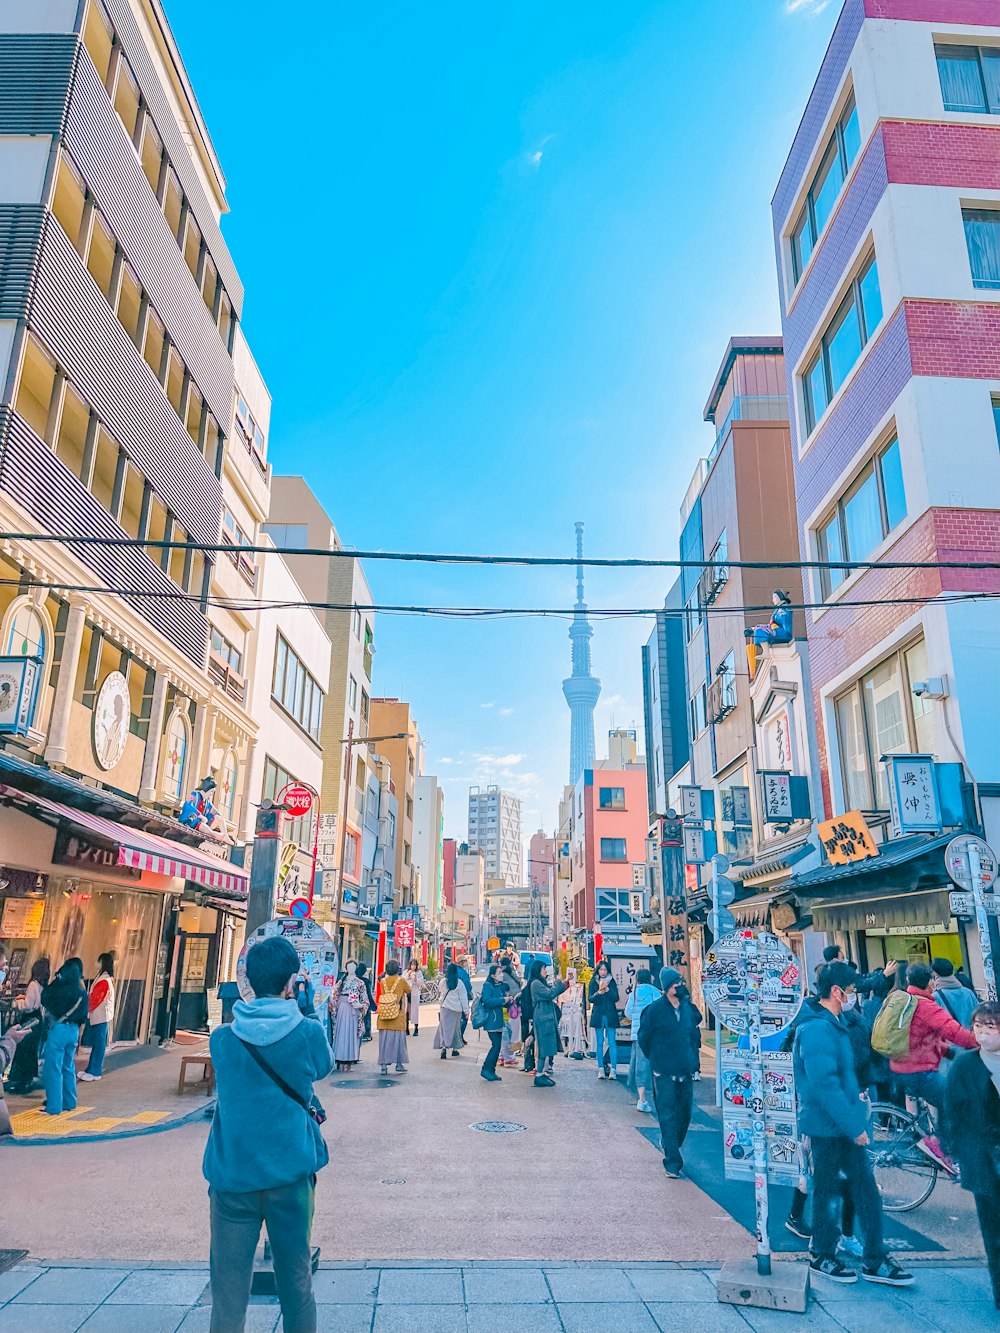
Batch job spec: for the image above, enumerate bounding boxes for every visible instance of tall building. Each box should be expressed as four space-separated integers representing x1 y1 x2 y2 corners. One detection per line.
562 522 601 785
771 0 1000 981
0 0 268 1039
640 580 689 819
412 775 444 921
442 836 457 907
369 699 421 911
468 784 523 885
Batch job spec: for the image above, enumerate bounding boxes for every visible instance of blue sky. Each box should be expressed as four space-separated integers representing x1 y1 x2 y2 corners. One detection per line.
168 0 840 843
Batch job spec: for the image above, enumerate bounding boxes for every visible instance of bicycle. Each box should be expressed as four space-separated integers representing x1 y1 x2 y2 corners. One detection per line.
867 1098 958 1212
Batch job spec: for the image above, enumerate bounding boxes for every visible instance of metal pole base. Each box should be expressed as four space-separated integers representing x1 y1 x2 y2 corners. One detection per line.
715 1259 809 1313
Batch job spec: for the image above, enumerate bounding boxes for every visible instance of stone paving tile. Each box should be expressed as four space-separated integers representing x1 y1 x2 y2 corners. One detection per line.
12 1269 126 1305
466 1304 563 1333
545 1269 639 1303
104 1272 210 1305
311 1269 379 1303
558 1301 659 1333
0 1305 93 1333
463 1269 551 1303
625 1268 718 1302
314 1303 376 1333
912 1300 998 1330
373 1304 467 1333
736 1304 845 1333
77 1306 188 1333
0 1265 45 1303
893 1268 994 1304
376 1270 464 1305
812 1296 943 1330
175 1306 279 1333
645 1302 751 1333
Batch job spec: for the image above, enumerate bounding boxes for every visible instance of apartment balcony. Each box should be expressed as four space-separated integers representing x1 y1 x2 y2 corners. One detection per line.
207 650 246 704
708 394 789 466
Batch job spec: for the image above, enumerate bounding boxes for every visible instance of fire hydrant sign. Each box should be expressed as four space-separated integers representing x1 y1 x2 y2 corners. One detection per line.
281 785 314 817
394 919 416 948
237 917 339 1006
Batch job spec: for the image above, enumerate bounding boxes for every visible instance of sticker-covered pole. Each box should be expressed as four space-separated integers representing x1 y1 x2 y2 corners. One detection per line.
745 929 771 1278
968 841 997 1000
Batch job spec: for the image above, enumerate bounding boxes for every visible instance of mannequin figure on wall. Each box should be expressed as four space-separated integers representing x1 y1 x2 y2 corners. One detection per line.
745 590 793 677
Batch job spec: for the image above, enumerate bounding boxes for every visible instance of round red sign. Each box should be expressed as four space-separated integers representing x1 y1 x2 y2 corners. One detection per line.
281 784 314 816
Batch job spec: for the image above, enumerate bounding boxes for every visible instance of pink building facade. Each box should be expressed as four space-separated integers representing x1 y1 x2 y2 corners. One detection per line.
568 765 649 933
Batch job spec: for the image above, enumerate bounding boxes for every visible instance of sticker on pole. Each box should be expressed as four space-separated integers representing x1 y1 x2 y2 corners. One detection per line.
703 930 804 1038
946 835 998 892
237 917 339 1005
288 896 312 920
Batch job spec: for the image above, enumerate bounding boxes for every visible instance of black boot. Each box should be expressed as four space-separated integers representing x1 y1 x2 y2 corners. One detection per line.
440 1050 447 1060
414 1025 419 1036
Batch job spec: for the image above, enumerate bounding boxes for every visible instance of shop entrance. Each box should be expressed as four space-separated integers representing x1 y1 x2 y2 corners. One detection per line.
174 932 214 1032
863 928 963 972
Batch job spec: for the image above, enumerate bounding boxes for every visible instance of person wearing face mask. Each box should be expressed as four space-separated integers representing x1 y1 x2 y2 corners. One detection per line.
588 960 621 1079
943 1001 1000 1308
330 960 369 1072
793 962 912 1287
636 968 702 1178
204 936 332 1333
528 961 568 1087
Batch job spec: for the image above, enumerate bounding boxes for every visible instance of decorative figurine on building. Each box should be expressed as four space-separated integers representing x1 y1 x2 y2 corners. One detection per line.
745 590 793 678
179 775 231 841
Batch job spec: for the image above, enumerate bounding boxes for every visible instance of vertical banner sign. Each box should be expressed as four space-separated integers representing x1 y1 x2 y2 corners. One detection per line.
946 834 998 1000
704 929 804 1278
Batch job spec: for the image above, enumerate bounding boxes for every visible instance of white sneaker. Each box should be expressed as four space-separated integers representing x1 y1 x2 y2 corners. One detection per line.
597 1069 605 1079
78 1072 101 1082
608 1071 617 1081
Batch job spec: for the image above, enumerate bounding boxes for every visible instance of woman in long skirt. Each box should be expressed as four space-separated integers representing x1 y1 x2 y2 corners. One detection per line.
558 967 587 1059
406 959 423 1036
436 963 470 1059
377 960 411 1075
332 961 369 1072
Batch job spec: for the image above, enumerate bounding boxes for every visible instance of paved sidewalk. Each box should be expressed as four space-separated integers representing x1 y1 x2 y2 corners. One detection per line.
0 1260 994 1332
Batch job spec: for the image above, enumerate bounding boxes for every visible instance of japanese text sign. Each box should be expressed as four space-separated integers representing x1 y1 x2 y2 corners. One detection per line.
817 810 879 865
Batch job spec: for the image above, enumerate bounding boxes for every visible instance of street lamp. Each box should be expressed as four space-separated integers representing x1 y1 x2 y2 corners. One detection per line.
332 721 409 957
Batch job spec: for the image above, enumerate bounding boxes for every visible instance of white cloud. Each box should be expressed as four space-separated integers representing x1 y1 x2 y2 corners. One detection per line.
438 757 455 765
528 134 556 168
474 753 525 768
480 701 496 710
499 707 514 717
784 0 836 12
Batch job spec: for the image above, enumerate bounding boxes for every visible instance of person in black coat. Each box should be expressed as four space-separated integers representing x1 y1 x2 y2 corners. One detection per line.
40 957 87 1116
636 967 702 1177
588 961 621 1080
943 1002 1000 1308
519 963 539 1074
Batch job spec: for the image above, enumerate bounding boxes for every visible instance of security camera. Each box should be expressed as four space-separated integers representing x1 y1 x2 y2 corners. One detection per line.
911 676 948 701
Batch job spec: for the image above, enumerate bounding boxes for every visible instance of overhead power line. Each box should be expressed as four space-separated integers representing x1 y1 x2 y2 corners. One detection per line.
2 531 1000 574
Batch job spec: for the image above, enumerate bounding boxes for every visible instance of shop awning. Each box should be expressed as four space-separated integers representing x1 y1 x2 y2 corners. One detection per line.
812 888 955 934
731 892 782 926
0 784 248 896
787 832 954 897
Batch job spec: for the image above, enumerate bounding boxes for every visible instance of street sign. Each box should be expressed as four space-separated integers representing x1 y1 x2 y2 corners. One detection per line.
704 930 804 1038
950 891 1000 917
281 785 314 817
715 876 737 906
394 919 416 948
288 896 312 920
946 835 998 892
709 907 736 937
487 935 500 951
237 917 339 1005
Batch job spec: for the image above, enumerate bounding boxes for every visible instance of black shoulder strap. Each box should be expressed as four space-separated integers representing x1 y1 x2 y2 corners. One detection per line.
236 1036 312 1114
936 988 957 1022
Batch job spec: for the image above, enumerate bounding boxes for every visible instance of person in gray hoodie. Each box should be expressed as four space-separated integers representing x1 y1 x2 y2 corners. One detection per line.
931 958 979 1029
203 936 333 1333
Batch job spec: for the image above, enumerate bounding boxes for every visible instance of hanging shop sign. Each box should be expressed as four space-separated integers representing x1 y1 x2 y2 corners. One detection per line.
684 823 717 866
759 772 811 824
886 755 940 835
53 828 142 880
394 919 416 948
0 655 42 736
817 810 879 865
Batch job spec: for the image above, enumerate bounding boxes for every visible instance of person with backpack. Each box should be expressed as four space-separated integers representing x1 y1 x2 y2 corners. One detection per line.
475 964 508 1082
204 935 332 1333
931 958 979 1029
436 962 470 1060
793 963 912 1287
376 960 411 1075
877 961 978 1167
40 957 88 1116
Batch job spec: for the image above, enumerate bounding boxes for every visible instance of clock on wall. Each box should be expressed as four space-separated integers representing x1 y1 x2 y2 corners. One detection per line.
93 671 130 771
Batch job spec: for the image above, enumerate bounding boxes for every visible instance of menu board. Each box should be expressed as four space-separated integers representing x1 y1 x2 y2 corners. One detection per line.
1 897 45 939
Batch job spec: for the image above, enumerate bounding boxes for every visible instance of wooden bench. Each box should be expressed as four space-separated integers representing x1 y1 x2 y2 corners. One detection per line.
177 1054 215 1096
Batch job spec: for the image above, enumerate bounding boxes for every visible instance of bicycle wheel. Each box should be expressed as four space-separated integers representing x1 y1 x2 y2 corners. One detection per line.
867 1102 938 1212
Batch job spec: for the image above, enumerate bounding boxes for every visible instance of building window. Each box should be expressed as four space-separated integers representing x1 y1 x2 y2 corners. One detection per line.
360 689 370 726
817 435 906 596
803 253 883 434
210 627 243 675
272 635 324 742
790 94 862 282
963 208 1000 289
348 675 358 710
685 591 703 641
598 787 626 810
718 651 737 713
220 748 238 821
234 393 267 465
5 602 46 661
993 396 1000 447
263 757 313 848
935 44 1000 115
263 523 308 549
161 708 190 803
600 837 627 862
353 609 362 638
690 685 707 737
833 639 936 810
222 509 256 582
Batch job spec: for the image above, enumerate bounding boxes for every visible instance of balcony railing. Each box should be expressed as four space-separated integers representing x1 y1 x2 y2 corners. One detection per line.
709 395 789 466
207 651 246 704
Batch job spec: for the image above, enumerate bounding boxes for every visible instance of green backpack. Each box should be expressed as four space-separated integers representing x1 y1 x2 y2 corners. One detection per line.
871 990 918 1059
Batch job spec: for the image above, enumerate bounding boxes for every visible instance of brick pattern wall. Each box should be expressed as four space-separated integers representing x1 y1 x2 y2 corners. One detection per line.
864 0 1000 23
793 304 913 530
883 120 1000 190
906 301 1000 380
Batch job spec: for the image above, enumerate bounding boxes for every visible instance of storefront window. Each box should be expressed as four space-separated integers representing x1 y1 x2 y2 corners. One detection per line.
862 656 907 807
220 749 238 821
5 603 46 660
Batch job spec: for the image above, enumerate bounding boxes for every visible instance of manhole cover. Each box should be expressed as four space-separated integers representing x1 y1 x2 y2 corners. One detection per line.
380 1178 407 1185
469 1120 527 1134
336 1078 397 1089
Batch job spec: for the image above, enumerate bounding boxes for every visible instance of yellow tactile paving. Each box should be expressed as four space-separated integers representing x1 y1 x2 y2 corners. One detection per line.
11 1107 171 1138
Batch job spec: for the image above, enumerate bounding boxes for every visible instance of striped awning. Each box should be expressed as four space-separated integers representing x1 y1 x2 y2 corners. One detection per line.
0 784 248 897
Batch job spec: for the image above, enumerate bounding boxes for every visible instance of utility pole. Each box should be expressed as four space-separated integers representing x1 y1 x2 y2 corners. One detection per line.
246 800 285 935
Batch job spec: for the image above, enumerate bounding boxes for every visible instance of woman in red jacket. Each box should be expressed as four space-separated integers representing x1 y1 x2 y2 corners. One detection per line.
889 962 979 1110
